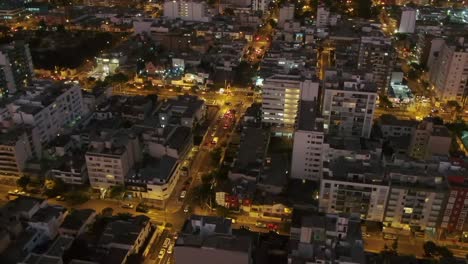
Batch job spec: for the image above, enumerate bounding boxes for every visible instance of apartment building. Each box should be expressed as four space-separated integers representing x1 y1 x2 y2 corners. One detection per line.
316 6 330 28
441 175 468 233
125 155 180 208
319 157 389 222
175 215 252 264
251 0 271 12
278 4 294 28
49 153 88 185
358 36 395 92
0 41 34 95
408 119 451 160
398 8 416 34
377 115 418 139
262 75 319 127
322 71 377 138
156 95 206 128
0 127 32 183
384 163 448 232
163 0 211 22
86 130 141 190
11 80 84 146
429 38 468 102
289 213 365 264
290 99 325 181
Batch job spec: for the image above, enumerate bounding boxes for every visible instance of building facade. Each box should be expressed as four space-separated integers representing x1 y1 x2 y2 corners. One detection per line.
0 42 34 96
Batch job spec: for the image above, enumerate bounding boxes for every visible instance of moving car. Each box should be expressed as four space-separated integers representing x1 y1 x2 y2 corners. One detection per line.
55 195 66 201
167 244 174 254
183 205 190 213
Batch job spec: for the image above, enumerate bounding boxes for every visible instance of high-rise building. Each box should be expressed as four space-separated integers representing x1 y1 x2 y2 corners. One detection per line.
316 5 330 28
262 75 319 128
0 42 34 96
86 130 141 190
290 99 324 181
384 164 448 232
429 38 468 102
252 0 271 12
322 71 377 138
319 157 389 222
441 175 468 233
11 81 84 145
278 4 294 27
358 36 395 92
408 119 451 160
398 8 416 34
0 127 33 183
163 0 211 22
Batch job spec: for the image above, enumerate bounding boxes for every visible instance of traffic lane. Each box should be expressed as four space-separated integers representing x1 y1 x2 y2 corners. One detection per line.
364 235 424 257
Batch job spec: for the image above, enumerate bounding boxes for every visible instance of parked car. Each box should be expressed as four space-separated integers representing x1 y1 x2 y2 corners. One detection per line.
136 204 149 213
183 205 190 213
55 195 66 201
167 243 174 254
180 190 187 199
383 234 397 240
121 203 134 209
158 249 165 259
163 238 171 248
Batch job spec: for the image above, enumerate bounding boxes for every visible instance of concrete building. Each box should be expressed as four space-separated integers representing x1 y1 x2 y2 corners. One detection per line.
429 38 468 102
98 215 152 264
163 0 211 22
322 71 377 138
59 209 96 237
140 125 193 160
278 4 294 28
291 99 324 181
316 6 330 28
377 115 418 139
0 1 25 21
398 8 416 34
408 119 451 160
86 130 141 190
175 215 252 264
49 153 88 185
289 213 365 264
358 36 395 92
0 42 34 95
11 80 84 147
441 175 468 234
319 157 389 222
28 205 68 239
156 95 206 128
0 127 33 182
252 0 271 12
384 162 448 232
125 155 180 207
262 75 319 127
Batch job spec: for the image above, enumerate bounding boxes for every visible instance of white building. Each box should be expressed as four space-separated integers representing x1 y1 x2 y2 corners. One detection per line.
262 75 319 127
319 157 389 222
11 81 84 146
322 71 377 138
316 6 330 28
290 99 325 181
252 0 271 12
429 38 468 102
0 127 32 182
86 130 141 190
398 8 416 34
384 163 447 232
163 0 211 22
0 42 34 95
278 4 294 27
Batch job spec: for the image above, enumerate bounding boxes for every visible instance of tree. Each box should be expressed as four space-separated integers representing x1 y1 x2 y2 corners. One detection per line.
115 212 133 221
423 241 438 257
210 148 222 166
391 238 398 253
17 176 30 191
233 61 257 86
109 185 125 199
354 0 373 19
44 178 66 198
105 73 129 84
223 8 235 16
379 95 393 109
65 190 90 205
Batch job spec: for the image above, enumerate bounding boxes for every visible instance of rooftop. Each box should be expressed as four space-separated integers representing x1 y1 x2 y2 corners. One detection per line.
99 215 150 247
30 206 67 223
60 209 96 231
297 100 323 132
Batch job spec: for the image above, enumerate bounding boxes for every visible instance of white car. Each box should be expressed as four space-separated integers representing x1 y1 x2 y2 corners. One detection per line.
158 249 166 259
162 238 171 248
184 205 190 213
167 244 174 254
180 190 187 199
